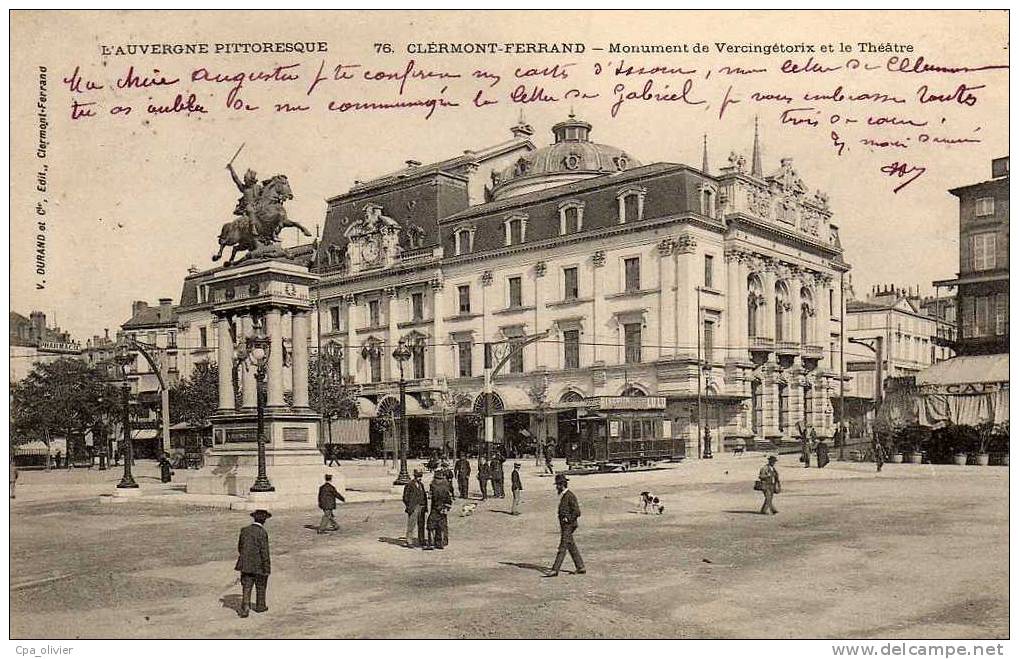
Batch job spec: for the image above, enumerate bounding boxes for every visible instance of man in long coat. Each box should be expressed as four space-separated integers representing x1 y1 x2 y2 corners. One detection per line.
477 457 490 500
453 454 471 499
235 509 272 617
545 474 585 576
402 469 428 548
427 469 454 549
490 454 506 498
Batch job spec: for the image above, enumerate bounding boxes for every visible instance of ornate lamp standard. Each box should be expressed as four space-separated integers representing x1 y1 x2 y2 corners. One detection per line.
392 339 413 486
323 340 344 452
114 344 138 489
246 327 275 493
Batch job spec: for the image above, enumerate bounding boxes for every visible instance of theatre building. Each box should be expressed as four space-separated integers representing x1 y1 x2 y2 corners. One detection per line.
315 115 849 457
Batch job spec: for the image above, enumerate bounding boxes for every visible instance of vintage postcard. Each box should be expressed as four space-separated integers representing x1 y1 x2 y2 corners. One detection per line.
8 9 1010 646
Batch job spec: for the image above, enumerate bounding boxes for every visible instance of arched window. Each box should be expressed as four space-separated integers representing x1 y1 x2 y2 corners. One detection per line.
560 390 585 404
775 281 791 342
747 275 764 338
800 286 814 345
621 385 647 397
503 214 527 246
616 187 647 224
455 228 474 256
700 185 717 219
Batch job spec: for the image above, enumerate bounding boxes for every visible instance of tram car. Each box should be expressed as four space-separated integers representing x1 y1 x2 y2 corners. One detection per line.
564 395 679 472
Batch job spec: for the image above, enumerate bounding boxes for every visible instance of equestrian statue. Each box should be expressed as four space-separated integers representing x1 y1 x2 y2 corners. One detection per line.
212 144 313 266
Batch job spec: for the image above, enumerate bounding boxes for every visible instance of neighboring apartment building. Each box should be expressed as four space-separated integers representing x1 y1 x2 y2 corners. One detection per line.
935 156 1009 355
120 298 179 458
9 310 82 382
842 284 957 436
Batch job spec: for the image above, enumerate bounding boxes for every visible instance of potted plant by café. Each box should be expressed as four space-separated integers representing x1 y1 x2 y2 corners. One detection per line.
898 424 928 464
987 422 1009 466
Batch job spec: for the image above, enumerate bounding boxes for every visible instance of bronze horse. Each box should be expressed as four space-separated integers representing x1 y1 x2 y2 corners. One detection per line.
212 174 312 265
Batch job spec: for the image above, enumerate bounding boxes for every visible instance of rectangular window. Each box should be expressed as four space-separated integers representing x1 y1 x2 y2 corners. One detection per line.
411 292 424 321
508 277 523 308
624 257 641 292
970 233 996 271
457 230 471 255
624 323 642 364
458 341 473 377
508 219 523 245
369 352 382 383
623 194 639 223
199 326 208 348
509 339 524 373
996 293 1009 336
412 345 425 379
704 255 714 288
563 329 580 369
829 289 835 316
458 285 471 315
368 300 381 327
703 320 714 364
563 207 579 234
975 197 995 217
778 384 789 432
168 331 177 348
330 306 341 331
563 267 579 301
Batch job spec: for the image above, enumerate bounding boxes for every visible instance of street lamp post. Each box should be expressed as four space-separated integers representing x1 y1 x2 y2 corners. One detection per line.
246 330 275 493
392 339 413 486
115 345 138 489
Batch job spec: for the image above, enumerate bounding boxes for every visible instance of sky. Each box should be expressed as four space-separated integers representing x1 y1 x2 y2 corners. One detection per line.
10 10 1009 341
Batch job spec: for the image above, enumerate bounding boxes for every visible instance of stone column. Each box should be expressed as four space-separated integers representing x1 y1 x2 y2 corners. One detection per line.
724 251 740 359
674 236 698 357
216 315 235 412
266 308 285 407
241 314 258 409
431 280 446 379
736 258 751 361
387 287 399 381
292 310 310 409
591 251 605 365
345 295 357 381
761 268 777 342
790 274 803 348
658 239 675 360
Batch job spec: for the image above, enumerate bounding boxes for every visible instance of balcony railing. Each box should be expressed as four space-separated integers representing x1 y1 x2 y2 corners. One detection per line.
803 344 825 358
775 341 801 355
749 336 774 351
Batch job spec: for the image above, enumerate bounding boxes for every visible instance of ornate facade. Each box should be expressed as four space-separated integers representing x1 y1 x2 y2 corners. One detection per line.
311 115 851 456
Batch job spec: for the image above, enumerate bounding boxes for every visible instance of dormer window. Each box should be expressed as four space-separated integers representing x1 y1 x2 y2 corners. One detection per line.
454 226 476 256
699 184 718 219
617 186 647 224
558 200 585 235
503 213 528 246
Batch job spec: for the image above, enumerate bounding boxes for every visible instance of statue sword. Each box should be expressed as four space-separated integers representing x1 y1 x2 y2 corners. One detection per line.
226 142 246 169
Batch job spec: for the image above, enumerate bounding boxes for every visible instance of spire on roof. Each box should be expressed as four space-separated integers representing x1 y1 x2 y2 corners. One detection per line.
510 108 534 138
701 134 709 175
751 116 763 177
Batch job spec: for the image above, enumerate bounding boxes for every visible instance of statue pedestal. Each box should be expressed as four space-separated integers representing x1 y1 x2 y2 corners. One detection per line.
188 410 343 498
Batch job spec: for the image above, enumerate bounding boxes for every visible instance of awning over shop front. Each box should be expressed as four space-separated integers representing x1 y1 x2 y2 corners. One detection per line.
884 355 1009 428
329 418 371 445
353 397 377 418
496 387 533 412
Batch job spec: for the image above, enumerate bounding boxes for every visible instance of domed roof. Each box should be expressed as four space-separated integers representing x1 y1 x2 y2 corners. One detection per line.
491 115 640 200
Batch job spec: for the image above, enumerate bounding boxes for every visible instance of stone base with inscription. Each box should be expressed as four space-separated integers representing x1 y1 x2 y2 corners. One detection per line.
187 409 344 498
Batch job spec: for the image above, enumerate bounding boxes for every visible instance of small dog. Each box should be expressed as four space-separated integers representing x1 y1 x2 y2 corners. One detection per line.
459 502 478 517
639 491 665 515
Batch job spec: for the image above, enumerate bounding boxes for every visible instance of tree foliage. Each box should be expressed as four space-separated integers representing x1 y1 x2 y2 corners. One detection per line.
10 358 123 447
168 360 219 428
308 353 358 421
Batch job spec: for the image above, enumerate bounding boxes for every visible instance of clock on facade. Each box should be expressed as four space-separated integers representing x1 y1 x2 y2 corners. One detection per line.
360 237 381 265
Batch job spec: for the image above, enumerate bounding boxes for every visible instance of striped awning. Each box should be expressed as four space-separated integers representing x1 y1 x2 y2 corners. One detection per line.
353 397 378 418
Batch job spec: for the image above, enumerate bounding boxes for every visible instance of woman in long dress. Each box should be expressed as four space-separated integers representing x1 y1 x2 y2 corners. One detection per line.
815 438 830 469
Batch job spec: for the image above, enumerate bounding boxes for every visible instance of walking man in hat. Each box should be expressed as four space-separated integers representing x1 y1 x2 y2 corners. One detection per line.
427 467 454 549
402 469 428 548
545 473 585 577
510 462 523 515
317 474 345 534
235 509 272 617
758 455 781 515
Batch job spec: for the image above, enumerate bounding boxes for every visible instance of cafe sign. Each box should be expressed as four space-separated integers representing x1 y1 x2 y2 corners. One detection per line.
919 381 1008 395
591 396 667 410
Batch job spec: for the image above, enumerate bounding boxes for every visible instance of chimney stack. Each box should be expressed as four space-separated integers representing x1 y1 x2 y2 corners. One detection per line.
158 298 173 323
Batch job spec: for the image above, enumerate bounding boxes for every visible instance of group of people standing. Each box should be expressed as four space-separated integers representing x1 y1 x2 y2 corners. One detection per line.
797 424 831 469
